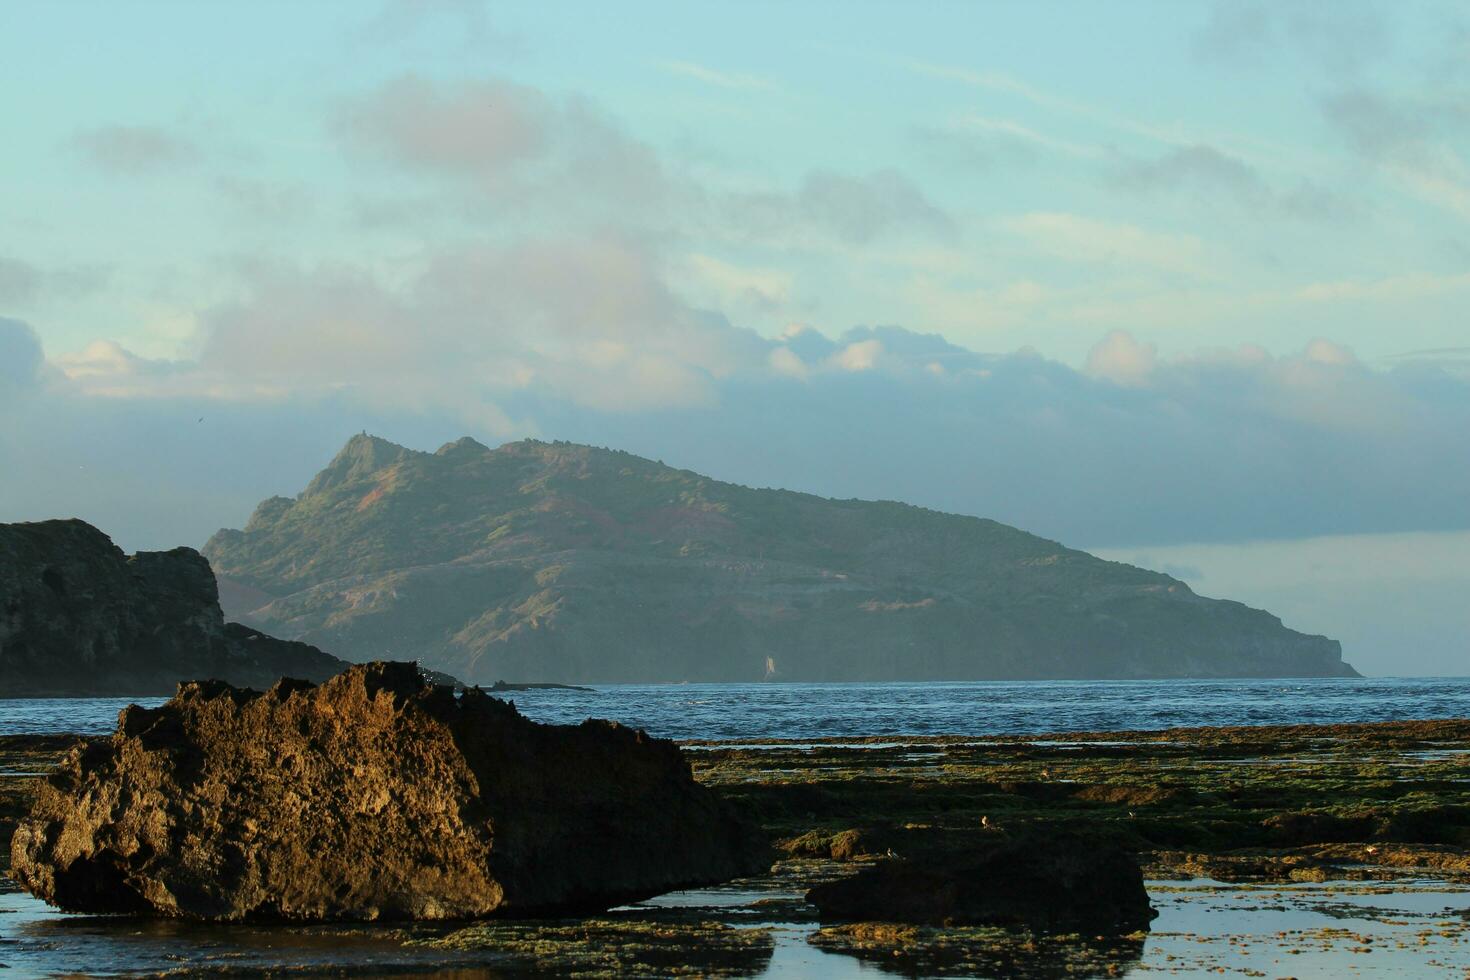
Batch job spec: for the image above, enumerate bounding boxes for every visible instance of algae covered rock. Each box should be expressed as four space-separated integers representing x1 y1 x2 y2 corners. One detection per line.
806 829 1155 932
9 662 768 921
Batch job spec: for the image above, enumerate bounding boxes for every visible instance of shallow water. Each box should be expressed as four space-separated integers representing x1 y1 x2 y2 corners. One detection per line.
5 676 1470 740
4 875 1468 978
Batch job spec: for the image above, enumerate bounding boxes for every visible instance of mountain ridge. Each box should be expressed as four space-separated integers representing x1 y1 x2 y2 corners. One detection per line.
203 434 1357 683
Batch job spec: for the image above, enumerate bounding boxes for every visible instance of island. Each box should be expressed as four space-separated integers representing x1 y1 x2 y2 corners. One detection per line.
202 435 1357 685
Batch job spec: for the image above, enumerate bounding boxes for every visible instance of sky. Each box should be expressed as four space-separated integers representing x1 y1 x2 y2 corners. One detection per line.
1 0 1467 674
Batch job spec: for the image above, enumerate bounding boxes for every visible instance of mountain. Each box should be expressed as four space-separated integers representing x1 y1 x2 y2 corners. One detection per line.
0 519 350 697
203 435 1357 683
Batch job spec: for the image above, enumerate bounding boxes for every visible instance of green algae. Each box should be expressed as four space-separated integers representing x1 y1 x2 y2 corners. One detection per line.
693 718 1470 883
413 917 775 977
808 922 1148 978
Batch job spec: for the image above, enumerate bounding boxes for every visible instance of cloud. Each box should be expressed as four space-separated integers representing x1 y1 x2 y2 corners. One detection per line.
53 340 185 393
333 74 672 221
799 169 954 244
1085 330 1156 386
72 125 199 174
767 345 808 380
0 258 41 305
0 257 110 308
0 317 45 399
684 254 792 313
214 177 315 221
8 315 1470 565
831 338 882 372
1321 89 1470 218
720 168 957 249
335 75 548 178
1116 144 1266 199
1001 212 1207 277
184 237 769 416
660 61 773 91
357 0 514 52
1193 1 1391 75
1113 143 1357 222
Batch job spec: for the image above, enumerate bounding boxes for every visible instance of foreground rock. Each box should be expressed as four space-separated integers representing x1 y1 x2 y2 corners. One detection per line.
0 519 350 697
805 829 1155 933
10 662 768 920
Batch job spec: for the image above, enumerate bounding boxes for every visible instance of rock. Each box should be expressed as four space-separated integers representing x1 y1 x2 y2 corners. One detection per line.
10 662 769 921
805 829 1155 932
780 826 894 861
0 519 351 696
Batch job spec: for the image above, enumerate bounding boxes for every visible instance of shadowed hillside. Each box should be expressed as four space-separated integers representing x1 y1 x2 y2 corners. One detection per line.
203 435 1356 684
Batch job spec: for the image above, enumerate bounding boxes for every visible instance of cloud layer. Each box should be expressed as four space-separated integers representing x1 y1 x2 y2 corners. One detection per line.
7 295 1468 556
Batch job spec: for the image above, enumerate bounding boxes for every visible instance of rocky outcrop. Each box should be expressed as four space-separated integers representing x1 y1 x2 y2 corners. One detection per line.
0 519 349 697
9 661 769 921
805 829 1155 932
205 435 1357 683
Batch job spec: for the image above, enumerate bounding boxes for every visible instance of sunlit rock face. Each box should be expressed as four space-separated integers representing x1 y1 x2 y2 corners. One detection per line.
0 518 348 697
206 434 1357 683
9 662 769 921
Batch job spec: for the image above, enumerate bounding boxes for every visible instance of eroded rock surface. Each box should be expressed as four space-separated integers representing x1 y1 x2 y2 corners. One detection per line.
805 829 1155 932
10 661 768 920
0 519 349 696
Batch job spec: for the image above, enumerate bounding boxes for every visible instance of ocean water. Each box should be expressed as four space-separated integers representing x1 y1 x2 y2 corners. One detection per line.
4 676 1468 740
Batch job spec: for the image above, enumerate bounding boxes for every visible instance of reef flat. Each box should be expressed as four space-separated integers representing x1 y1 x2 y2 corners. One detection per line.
2 717 1468 976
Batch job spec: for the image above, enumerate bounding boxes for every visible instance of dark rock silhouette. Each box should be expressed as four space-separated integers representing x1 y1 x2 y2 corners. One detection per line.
0 519 348 697
806 829 1155 932
10 661 768 921
206 434 1357 683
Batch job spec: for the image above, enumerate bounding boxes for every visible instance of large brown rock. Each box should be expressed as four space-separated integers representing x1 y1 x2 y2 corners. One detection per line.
0 519 349 696
9 662 769 921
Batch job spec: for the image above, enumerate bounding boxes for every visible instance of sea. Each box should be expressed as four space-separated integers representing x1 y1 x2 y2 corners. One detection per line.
4 675 1469 740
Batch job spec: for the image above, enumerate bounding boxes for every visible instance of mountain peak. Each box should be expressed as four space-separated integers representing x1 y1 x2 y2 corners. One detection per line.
303 433 419 497
435 436 491 456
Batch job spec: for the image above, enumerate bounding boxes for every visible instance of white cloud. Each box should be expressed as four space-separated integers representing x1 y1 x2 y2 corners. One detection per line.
1295 270 1470 303
660 61 774 91
684 253 792 313
767 346 808 380
831 338 883 372
1085 330 1156 386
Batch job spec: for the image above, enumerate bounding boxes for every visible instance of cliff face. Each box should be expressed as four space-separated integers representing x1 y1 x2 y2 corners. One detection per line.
0 519 349 697
204 435 1357 684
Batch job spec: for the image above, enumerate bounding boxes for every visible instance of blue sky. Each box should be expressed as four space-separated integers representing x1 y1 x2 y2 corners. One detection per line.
2 1 1468 673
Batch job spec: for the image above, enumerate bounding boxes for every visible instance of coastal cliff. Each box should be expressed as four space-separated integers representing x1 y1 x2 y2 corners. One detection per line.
205 435 1357 684
0 519 349 697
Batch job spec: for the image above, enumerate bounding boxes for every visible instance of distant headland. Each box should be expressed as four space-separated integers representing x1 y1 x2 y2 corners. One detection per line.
202 434 1357 684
